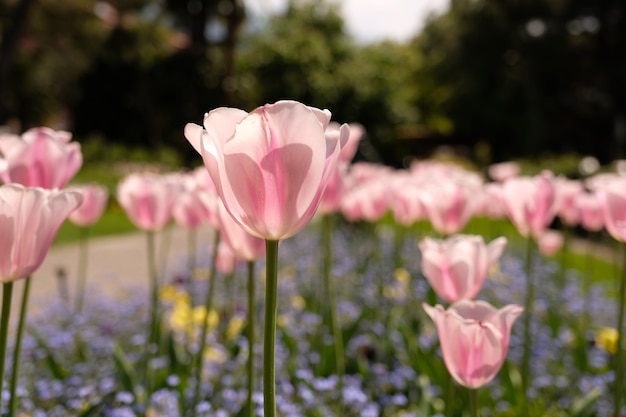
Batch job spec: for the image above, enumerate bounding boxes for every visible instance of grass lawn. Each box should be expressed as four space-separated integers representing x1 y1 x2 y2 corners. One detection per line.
53 203 138 246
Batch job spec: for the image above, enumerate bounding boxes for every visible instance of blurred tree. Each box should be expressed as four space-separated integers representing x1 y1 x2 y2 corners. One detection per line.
0 0 111 128
414 0 626 163
235 0 422 165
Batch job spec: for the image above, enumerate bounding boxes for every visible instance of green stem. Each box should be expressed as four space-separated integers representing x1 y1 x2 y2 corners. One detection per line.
469 388 478 417
264 240 279 417
188 227 197 281
147 231 159 349
445 371 455 417
75 226 90 313
612 242 626 417
192 231 220 413
246 260 256 417
8 277 30 416
143 230 159 393
0 282 14 414
521 236 534 417
159 224 172 276
322 215 344 384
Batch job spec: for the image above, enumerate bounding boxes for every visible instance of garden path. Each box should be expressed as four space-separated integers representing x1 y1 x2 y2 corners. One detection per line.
16 225 216 318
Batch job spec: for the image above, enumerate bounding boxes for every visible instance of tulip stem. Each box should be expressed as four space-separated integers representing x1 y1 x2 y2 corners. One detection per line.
147 230 159 351
264 239 279 417
322 215 345 384
521 236 534 417
246 260 256 417
0 282 14 414
192 231 220 413
445 372 455 417
143 230 159 392
188 227 197 281
75 226 90 313
469 388 478 417
613 242 626 417
8 277 31 417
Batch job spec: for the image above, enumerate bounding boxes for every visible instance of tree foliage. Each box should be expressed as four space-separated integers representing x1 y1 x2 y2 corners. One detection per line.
1 0 624 166
414 0 626 163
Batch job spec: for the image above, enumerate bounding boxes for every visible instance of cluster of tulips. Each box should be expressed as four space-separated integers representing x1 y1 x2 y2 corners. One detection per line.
2 99 626 416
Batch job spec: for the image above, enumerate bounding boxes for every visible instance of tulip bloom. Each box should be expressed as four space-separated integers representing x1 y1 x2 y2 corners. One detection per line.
500 171 556 238
423 300 523 389
185 100 348 240
218 202 265 262
0 184 83 281
0 127 82 189
68 184 109 227
419 235 507 303
172 173 218 229
596 178 626 242
117 172 178 231
487 161 520 183
554 177 583 227
576 192 604 232
537 230 564 257
419 178 477 235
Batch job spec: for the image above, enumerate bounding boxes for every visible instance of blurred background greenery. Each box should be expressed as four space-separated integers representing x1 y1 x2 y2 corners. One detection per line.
1 0 625 171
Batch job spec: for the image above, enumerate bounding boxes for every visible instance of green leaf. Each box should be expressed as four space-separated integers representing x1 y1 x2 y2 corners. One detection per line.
569 387 602 417
26 325 69 380
113 343 138 395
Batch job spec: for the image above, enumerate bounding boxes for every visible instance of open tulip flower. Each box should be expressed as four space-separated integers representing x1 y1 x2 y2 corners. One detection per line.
419 177 478 235
185 100 349 241
117 172 179 232
68 184 109 227
0 184 83 282
419 235 507 303
596 176 626 242
500 170 556 238
0 127 82 189
423 300 523 389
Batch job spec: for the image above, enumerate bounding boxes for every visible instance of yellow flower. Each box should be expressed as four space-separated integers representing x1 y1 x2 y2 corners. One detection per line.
203 346 227 363
383 285 397 299
193 306 219 331
169 300 192 332
290 295 306 311
277 314 289 328
393 268 411 287
159 284 189 305
226 315 245 340
596 327 619 354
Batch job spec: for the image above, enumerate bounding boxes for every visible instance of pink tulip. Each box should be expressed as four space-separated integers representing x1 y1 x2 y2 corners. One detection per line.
0 184 83 281
68 184 109 227
423 300 523 389
487 161 520 183
537 230 564 257
389 173 425 226
218 202 266 262
0 127 82 189
325 122 365 162
340 176 389 223
172 173 218 229
419 235 507 303
576 192 604 232
500 171 556 238
596 177 626 241
117 172 178 231
318 161 348 215
216 240 238 275
185 100 348 240
474 183 507 219
419 178 477 235
554 177 583 227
